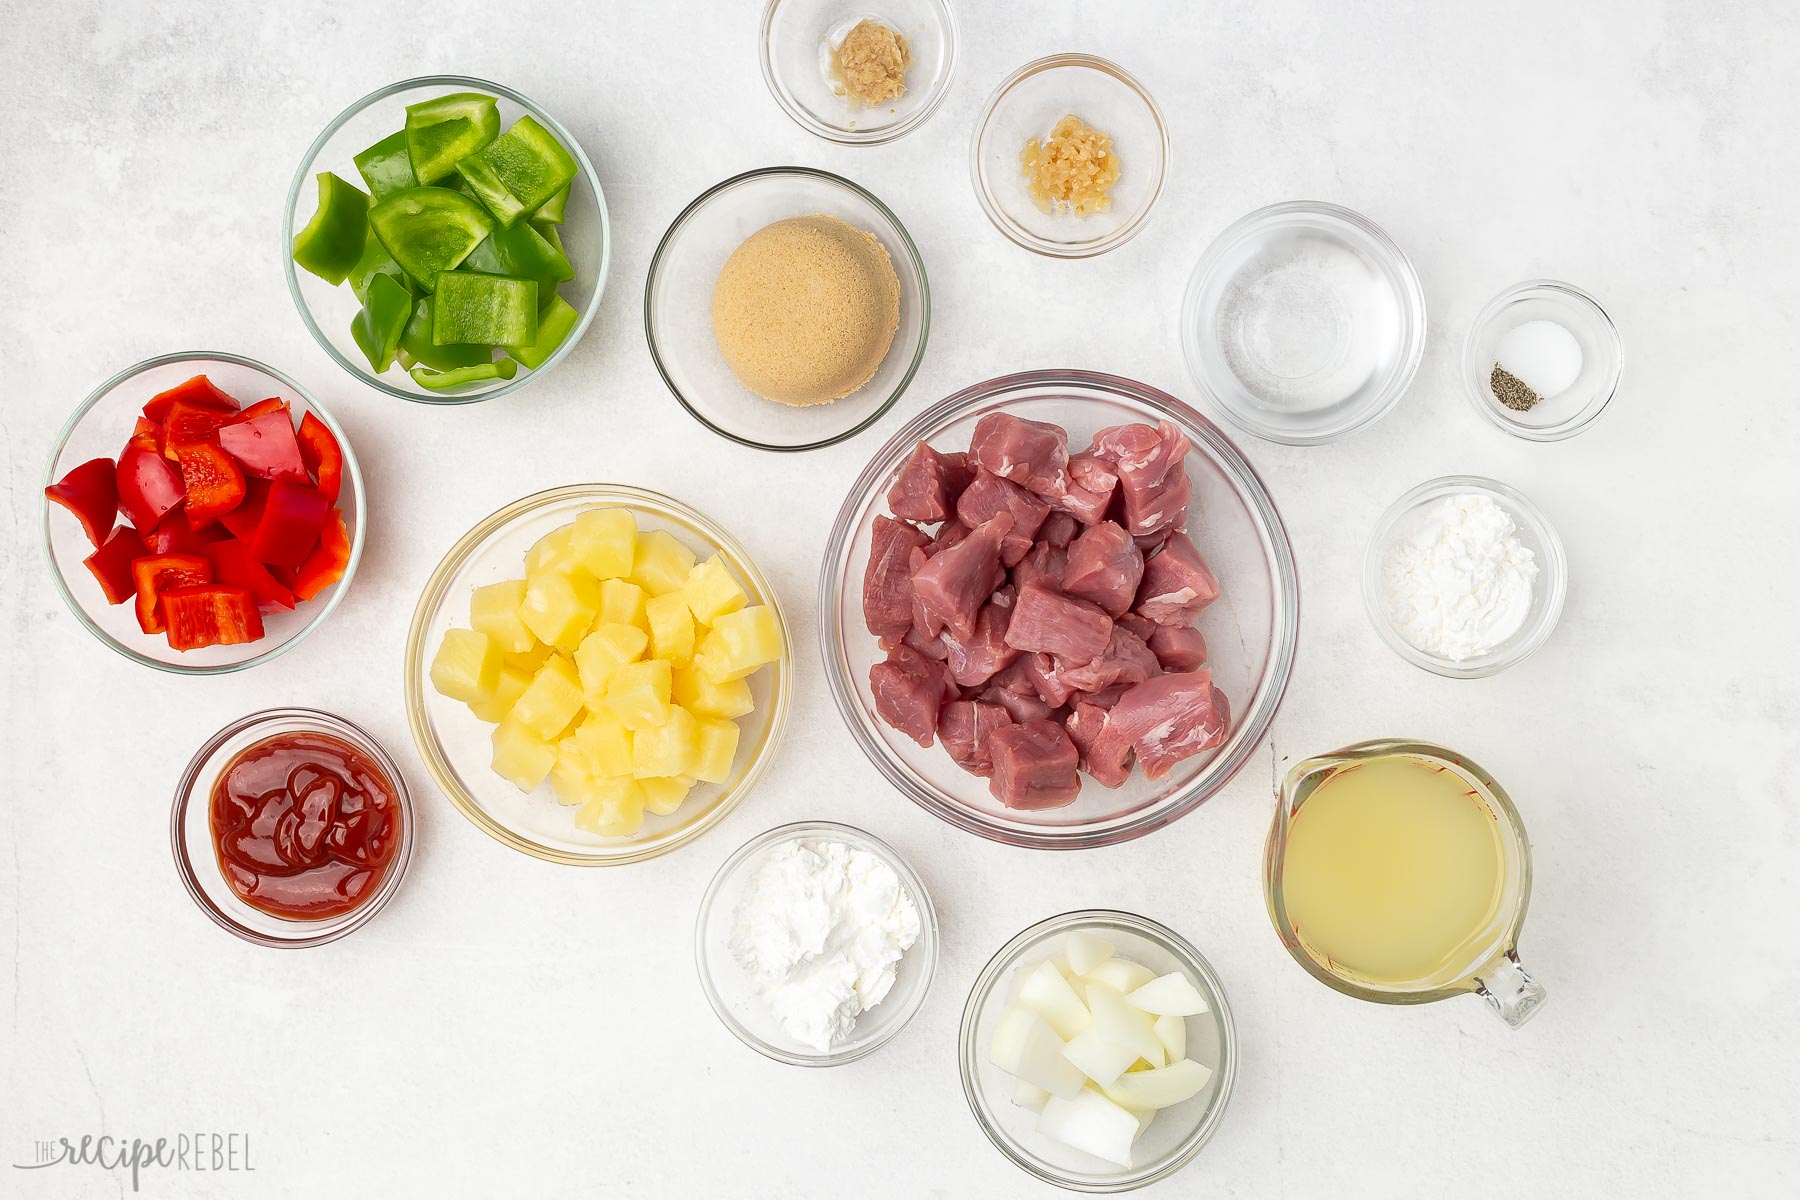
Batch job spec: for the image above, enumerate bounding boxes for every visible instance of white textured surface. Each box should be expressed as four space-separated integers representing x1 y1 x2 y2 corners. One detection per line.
2 1 1796 1196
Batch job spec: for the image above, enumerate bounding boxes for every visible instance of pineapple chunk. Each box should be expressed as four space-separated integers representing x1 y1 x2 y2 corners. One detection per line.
571 507 636 580
574 623 648 704
574 777 646 837
548 757 600 808
597 577 649 632
560 710 635 778
469 580 535 653
430 628 501 703
469 662 531 723
525 524 581 577
633 705 700 779
697 605 783 682
692 717 741 784
604 659 673 730
492 717 556 792
512 655 584 740
645 591 696 667
639 776 692 816
673 666 756 720
520 569 603 651
630 529 697 596
684 556 748 626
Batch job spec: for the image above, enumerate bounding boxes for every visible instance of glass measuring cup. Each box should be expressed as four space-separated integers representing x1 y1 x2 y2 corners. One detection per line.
1263 739 1547 1027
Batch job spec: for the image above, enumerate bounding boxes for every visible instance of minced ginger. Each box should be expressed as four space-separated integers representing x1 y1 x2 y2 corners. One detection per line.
1021 114 1121 216
831 19 910 107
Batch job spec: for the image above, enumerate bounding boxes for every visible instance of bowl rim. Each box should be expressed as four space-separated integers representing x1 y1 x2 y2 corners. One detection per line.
403 483 792 865
757 0 961 145
817 368 1301 849
958 909 1240 1191
282 73 611 406
1361 474 1568 679
40 350 366 676
693 819 940 1067
1459 278 1624 442
969 53 1171 259
643 165 932 452
1179 199 1427 446
170 707 415 948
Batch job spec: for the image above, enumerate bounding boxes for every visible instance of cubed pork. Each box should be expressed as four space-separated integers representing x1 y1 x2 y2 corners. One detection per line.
980 680 1057 724
870 644 952 748
1064 701 1110 779
1048 453 1119 525
939 700 1014 777
1088 670 1228 782
887 443 975 523
1039 510 1080 549
1088 421 1191 537
864 516 930 639
956 469 1050 566
1135 532 1222 625
1147 624 1208 672
1013 541 1067 593
1116 612 1157 642
1021 651 1078 707
1055 626 1159 693
942 600 1019 687
969 413 1069 497
988 719 1082 809
912 513 1012 640
1061 520 1145 618
1005 580 1114 663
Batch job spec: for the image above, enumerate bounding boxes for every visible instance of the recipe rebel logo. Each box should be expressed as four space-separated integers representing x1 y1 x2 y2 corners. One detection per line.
12 1130 256 1192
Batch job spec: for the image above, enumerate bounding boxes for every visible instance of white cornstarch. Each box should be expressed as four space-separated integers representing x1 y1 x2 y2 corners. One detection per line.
1381 493 1537 662
730 838 921 1053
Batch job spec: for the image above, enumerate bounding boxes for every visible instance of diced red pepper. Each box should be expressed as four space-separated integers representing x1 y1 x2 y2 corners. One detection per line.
143 375 238 424
82 526 148 605
116 445 185 533
295 411 344 503
236 397 289 421
291 509 352 601
130 417 163 454
174 442 247 528
162 399 240 458
205 540 295 611
161 584 264 651
216 409 307 482
44 457 119 548
131 553 212 635
219 478 270 542
146 511 227 555
245 477 330 568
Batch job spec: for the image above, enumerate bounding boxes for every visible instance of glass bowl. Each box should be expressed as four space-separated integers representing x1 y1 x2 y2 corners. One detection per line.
819 369 1299 850
1462 279 1623 441
1181 200 1426 445
41 351 365 675
1362 475 1568 679
759 0 959 144
644 166 930 452
694 820 939 1066
404 484 791 865
171 708 414 948
971 54 1169 259
283 75 609 405
959 910 1238 1191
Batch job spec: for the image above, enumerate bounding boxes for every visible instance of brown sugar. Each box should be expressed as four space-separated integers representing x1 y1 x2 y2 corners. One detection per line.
831 19 911 107
711 215 901 407
1021 114 1122 216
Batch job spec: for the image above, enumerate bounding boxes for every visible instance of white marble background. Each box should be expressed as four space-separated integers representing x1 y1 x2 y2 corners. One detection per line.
2 1 1796 1195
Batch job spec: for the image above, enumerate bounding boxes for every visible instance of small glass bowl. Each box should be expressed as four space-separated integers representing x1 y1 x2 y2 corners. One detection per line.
960 910 1238 1191
1462 280 1623 441
971 54 1169 259
283 75 609 405
644 166 930 452
1182 201 1426 445
819 370 1299 850
694 821 939 1066
171 708 414 948
42 352 365 675
405 484 791 866
759 0 959 144
1363 475 1568 679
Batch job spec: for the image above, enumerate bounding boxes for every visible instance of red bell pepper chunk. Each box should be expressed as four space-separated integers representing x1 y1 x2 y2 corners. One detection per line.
143 375 238 424
295 411 345 503
291 509 352 602
131 553 212 635
129 417 163 454
217 409 308 482
45 457 119 548
174 442 247 528
116 444 185 533
205 540 295 611
246 477 330 568
82 526 148 605
162 399 240 458
146 510 227 555
235 397 289 421
218 478 269 542
161 584 265 651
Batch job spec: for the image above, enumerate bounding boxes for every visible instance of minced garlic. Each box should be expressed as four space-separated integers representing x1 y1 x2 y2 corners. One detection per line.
831 19 910 107
1021 114 1121 216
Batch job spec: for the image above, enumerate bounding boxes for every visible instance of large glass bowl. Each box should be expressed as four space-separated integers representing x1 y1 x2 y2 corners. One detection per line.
42 351 365 675
405 485 791 866
283 75 609 405
818 370 1299 849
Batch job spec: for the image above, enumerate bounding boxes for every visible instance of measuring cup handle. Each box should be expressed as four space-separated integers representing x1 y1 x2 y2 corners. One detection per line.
1472 950 1547 1028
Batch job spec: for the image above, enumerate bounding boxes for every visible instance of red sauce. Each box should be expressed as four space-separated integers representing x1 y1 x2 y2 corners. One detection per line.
209 731 401 920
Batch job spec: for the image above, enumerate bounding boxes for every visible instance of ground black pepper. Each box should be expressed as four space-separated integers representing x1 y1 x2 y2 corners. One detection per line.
1490 364 1541 412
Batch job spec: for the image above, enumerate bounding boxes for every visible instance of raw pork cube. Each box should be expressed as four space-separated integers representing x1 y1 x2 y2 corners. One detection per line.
912 513 1012 640
899 624 949 660
939 699 1014 777
1089 670 1229 782
1061 521 1145 618
1064 701 1109 773
1088 421 1191 537
980 671 1058 724
887 442 974 523
870 644 952 747
943 600 1020 687
1013 541 1067 593
1039 511 1080 548
864 515 929 640
1136 532 1222 625
1021 651 1078 707
969 412 1069 497
989 719 1082 808
1148 624 1209 672
1116 612 1157 642
956 469 1050 566
1056 626 1159 693
1005 580 1113 663
1049 453 1119 525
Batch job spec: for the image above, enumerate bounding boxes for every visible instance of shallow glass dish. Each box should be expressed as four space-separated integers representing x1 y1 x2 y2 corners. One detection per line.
960 910 1238 1192
171 708 414 949
694 820 939 1066
405 484 791 865
1462 279 1623 441
1363 475 1567 679
42 351 365 675
283 75 609 405
760 0 958 144
819 370 1299 850
971 54 1169 259
645 166 930 452
1181 201 1425 445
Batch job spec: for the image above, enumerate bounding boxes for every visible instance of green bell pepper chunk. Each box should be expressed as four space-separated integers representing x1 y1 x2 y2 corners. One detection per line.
349 273 413 373
532 220 566 259
404 92 500 185
463 221 573 298
353 130 419 200
455 115 578 227
506 294 580 370
347 231 413 304
532 183 570 225
410 359 518 391
291 172 370 285
399 297 492 371
368 186 495 292
432 272 538 346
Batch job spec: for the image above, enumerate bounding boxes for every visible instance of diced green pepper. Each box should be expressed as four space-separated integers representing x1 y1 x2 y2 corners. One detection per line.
291 172 370 285
352 130 419 200
432 272 538 346
349 273 412 372
347 231 413 304
463 221 573 297
532 220 566 259
368 186 495 292
404 92 501 184
454 115 578 227
399 297 492 371
506 294 580 370
533 183 570 225
410 359 519 391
